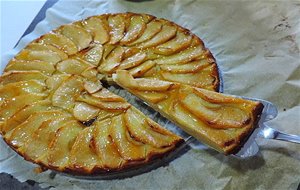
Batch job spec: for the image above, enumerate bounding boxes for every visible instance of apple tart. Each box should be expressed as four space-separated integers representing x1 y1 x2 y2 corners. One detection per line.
0 12 263 174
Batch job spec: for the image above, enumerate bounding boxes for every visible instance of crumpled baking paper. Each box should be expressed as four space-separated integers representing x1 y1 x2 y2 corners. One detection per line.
1 0 299 189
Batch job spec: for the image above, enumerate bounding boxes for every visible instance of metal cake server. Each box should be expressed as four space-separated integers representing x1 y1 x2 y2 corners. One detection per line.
234 98 300 158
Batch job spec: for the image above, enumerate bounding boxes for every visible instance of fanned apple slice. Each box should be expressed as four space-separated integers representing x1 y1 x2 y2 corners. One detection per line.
0 71 48 85
56 58 94 75
160 64 218 90
83 80 102 94
93 118 124 170
82 16 110 44
179 88 252 129
45 74 70 92
47 120 83 170
154 29 193 55
78 94 130 111
109 114 146 161
81 67 98 80
127 19 162 46
21 115 72 162
102 44 116 60
171 102 227 153
5 60 55 75
108 14 126 44
38 33 77 55
0 93 46 121
0 80 46 102
124 108 180 148
180 94 250 129
98 46 124 74
59 24 92 51
69 126 102 172
0 100 53 135
128 60 156 77
26 43 68 60
120 15 146 44
118 52 147 70
156 45 205 65
141 14 155 23
131 90 168 104
91 88 124 102
137 22 177 49
159 59 212 74
73 102 99 122
79 44 104 66
52 75 84 111
5 111 67 149
113 70 177 91
15 49 62 65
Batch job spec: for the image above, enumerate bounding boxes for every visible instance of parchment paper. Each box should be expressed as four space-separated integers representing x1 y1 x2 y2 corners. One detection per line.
1 0 300 189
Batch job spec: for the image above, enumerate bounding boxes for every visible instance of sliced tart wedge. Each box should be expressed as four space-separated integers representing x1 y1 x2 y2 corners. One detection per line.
113 70 263 154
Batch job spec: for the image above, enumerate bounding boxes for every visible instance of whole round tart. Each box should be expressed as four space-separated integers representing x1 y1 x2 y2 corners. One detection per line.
0 12 262 175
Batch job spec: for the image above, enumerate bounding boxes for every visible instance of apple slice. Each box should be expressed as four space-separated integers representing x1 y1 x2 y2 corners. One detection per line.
78 94 130 111
160 64 218 90
91 88 124 102
5 59 55 75
113 70 176 91
0 80 46 102
79 44 103 66
69 126 101 172
159 59 212 74
170 102 228 153
0 93 46 121
0 71 48 85
38 33 78 55
137 22 177 49
127 19 162 46
52 75 84 111
156 45 205 65
109 114 146 161
56 58 94 75
21 115 72 162
73 102 99 122
47 120 83 170
118 52 147 70
26 43 68 60
15 49 62 65
82 16 110 44
108 14 126 44
84 80 102 94
120 15 146 44
98 46 124 74
59 24 92 51
154 29 192 55
128 60 156 77
0 100 53 135
93 118 124 169
102 44 116 60
5 111 68 149
81 67 98 80
124 108 179 148
132 90 168 104
45 74 70 91
180 93 251 129
192 87 246 104
141 14 155 23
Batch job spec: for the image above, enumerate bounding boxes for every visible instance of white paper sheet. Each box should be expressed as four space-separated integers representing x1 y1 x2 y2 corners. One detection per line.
1 0 299 189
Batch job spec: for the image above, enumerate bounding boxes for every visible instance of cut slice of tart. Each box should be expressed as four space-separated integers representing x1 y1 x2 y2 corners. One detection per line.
113 70 264 154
